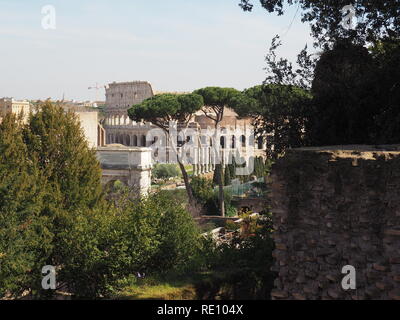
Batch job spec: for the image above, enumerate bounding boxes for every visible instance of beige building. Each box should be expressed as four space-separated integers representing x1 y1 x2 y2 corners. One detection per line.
76 111 106 148
60 103 106 148
0 98 31 123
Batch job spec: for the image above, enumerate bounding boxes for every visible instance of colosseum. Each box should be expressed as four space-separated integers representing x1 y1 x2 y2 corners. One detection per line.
102 81 265 175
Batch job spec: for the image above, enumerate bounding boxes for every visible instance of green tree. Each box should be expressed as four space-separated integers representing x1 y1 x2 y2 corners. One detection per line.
224 166 232 186
196 213 275 299
24 102 103 211
128 93 204 208
239 0 400 47
194 87 241 217
370 38 400 143
309 40 379 145
239 2 400 146
55 191 200 298
232 84 312 159
0 113 52 298
23 102 104 297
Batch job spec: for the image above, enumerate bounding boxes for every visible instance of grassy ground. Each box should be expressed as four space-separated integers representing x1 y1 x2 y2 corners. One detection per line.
113 275 199 300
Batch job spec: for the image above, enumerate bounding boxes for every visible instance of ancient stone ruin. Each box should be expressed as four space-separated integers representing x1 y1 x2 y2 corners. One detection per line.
271 146 400 300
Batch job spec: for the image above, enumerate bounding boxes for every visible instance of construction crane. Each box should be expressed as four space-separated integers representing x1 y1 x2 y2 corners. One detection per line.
88 82 106 105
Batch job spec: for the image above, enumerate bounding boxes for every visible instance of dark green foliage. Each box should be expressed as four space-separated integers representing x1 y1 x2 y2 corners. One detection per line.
238 2 400 147
191 176 218 215
370 38 400 143
128 93 204 131
224 166 232 186
191 176 215 204
24 102 103 212
21 102 104 297
151 194 200 273
195 214 276 299
59 192 200 298
212 165 222 187
309 40 379 145
190 176 235 216
253 157 270 178
232 84 312 158
0 114 52 298
194 87 240 110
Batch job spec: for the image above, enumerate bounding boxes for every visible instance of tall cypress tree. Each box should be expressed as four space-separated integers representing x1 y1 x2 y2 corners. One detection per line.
24 102 103 212
23 102 104 294
224 166 232 186
0 113 52 298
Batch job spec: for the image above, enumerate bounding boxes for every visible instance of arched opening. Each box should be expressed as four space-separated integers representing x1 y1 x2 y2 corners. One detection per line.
231 136 236 149
241 135 246 148
133 135 138 146
125 135 130 146
220 136 226 149
141 135 146 147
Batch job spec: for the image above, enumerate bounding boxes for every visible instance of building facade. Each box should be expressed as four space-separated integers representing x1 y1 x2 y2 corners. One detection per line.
0 98 31 123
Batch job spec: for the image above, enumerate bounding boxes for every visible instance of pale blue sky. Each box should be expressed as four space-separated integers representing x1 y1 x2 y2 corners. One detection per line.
0 0 313 101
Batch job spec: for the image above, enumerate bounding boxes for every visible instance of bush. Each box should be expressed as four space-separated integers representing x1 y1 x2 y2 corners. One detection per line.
194 214 276 299
190 177 236 216
58 191 200 298
153 164 180 180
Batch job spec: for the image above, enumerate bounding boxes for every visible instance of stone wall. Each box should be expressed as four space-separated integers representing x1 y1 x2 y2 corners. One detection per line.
270 146 400 300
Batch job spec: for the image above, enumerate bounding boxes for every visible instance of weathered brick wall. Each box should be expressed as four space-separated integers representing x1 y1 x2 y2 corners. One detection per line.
270 146 400 300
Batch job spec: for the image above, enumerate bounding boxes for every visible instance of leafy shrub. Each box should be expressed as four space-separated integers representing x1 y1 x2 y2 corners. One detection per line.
58 192 200 298
190 177 236 216
194 214 276 299
153 164 180 180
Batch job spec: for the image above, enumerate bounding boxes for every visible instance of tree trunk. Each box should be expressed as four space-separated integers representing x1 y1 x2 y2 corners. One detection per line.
177 159 195 206
216 163 225 217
